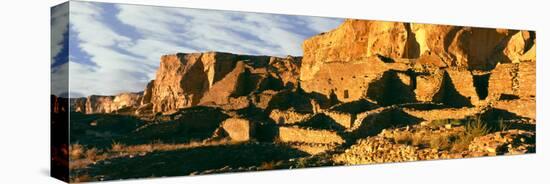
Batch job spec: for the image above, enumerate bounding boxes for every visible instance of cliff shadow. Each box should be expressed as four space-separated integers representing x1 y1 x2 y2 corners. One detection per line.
295 113 346 132
404 23 421 58
433 71 472 107
329 99 379 114
476 108 535 132
127 106 230 145
266 89 331 114
352 108 424 138
69 112 146 148
473 73 490 100
366 70 417 106
180 58 210 106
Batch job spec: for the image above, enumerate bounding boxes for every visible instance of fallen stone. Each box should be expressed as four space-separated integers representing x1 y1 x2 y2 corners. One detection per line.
221 118 254 142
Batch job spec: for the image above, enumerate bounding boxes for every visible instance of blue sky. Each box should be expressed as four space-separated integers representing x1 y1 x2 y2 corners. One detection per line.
51 1 343 97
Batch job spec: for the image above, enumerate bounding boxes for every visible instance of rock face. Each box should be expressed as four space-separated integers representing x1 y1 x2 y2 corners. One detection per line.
65 18 537 180
199 62 251 109
300 19 536 107
300 20 408 82
140 80 155 105
468 129 535 155
52 95 68 114
148 52 301 114
150 53 237 114
72 92 142 114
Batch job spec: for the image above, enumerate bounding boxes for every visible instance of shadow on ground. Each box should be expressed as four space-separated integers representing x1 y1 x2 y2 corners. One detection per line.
76 142 308 181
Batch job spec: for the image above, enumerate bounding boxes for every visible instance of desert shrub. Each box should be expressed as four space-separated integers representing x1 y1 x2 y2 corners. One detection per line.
69 143 84 160
394 132 413 145
498 118 511 131
464 117 490 137
429 135 451 150
451 117 490 152
430 119 463 128
111 141 124 152
85 148 98 162
259 161 277 170
411 133 425 147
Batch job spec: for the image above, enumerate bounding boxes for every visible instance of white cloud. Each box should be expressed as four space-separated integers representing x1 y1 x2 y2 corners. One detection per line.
69 2 150 96
51 62 69 96
116 4 343 56
64 1 343 97
51 2 68 64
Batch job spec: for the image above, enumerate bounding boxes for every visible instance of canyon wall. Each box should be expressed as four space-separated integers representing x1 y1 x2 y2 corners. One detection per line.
300 19 535 107
69 19 535 117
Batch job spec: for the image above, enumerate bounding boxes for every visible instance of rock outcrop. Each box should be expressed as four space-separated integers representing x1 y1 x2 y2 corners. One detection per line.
199 62 251 109
72 92 142 114
220 118 255 142
150 53 237 114
300 19 536 107
147 52 301 114
52 95 68 114
66 18 537 181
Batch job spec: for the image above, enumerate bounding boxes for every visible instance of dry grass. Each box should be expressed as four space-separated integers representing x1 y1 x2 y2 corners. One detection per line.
498 118 511 131
69 143 84 160
70 173 91 183
70 139 234 170
394 132 413 145
429 134 452 150
259 161 277 170
69 144 108 170
411 133 425 146
109 139 231 154
430 119 462 128
451 117 490 152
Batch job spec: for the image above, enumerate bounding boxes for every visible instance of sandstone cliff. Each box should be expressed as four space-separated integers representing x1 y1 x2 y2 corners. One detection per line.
146 52 301 114
66 18 536 180
72 92 143 114
300 19 536 107
67 19 535 119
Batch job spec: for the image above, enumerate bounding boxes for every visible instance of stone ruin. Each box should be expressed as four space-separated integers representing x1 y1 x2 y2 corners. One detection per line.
64 19 536 158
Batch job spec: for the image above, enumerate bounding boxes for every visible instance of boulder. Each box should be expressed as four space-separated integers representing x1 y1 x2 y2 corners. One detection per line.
220 118 254 142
